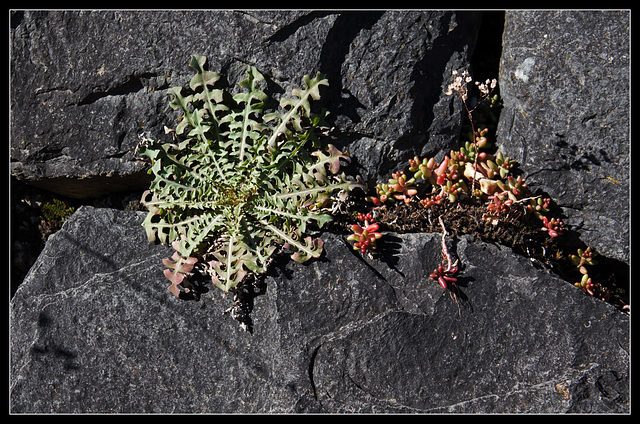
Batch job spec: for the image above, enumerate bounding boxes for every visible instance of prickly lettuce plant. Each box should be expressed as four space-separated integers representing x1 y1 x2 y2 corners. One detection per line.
138 55 362 297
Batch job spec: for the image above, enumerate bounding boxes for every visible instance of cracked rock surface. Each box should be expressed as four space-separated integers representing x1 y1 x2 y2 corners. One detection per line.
10 10 480 198
10 207 629 413
10 10 630 414
495 11 629 263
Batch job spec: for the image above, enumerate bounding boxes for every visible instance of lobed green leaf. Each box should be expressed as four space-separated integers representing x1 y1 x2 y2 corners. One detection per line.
139 56 360 297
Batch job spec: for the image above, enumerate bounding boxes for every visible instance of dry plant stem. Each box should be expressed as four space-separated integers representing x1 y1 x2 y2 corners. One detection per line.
467 107 479 194
438 216 461 316
462 95 485 195
439 216 457 272
445 71 497 195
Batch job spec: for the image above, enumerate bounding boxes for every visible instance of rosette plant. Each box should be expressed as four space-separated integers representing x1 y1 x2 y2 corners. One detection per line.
138 55 362 297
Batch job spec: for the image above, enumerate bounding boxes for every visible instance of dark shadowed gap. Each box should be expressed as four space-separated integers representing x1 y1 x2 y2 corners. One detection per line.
469 11 505 85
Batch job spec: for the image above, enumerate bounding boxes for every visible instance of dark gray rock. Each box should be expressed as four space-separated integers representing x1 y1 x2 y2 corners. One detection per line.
10 207 629 413
10 10 481 198
495 11 630 263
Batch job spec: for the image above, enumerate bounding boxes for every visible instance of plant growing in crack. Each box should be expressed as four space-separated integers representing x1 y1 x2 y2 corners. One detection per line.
347 212 382 257
367 70 564 241
430 216 464 316
570 246 612 302
360 68 627 309
138 55 363 306
446 70 497 194
430 216 459 291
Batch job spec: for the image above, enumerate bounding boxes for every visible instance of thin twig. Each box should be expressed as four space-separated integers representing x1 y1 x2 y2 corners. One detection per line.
438 216 457 272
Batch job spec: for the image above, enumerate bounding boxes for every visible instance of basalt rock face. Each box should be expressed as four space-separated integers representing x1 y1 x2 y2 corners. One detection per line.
495 10 630 263
10 10 481 198
9 207 629 413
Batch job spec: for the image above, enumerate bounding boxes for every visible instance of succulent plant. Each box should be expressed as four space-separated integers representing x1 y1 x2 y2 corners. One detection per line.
408 156 434 181
540 216 564 238
571 247 609 301
347 215 382 254
574 273 598 296
365 68 622 309
485 192 513 214
430 216 459 290
430 264 459 290
138 55 363 297
527 197 551 218
569 247 599 269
